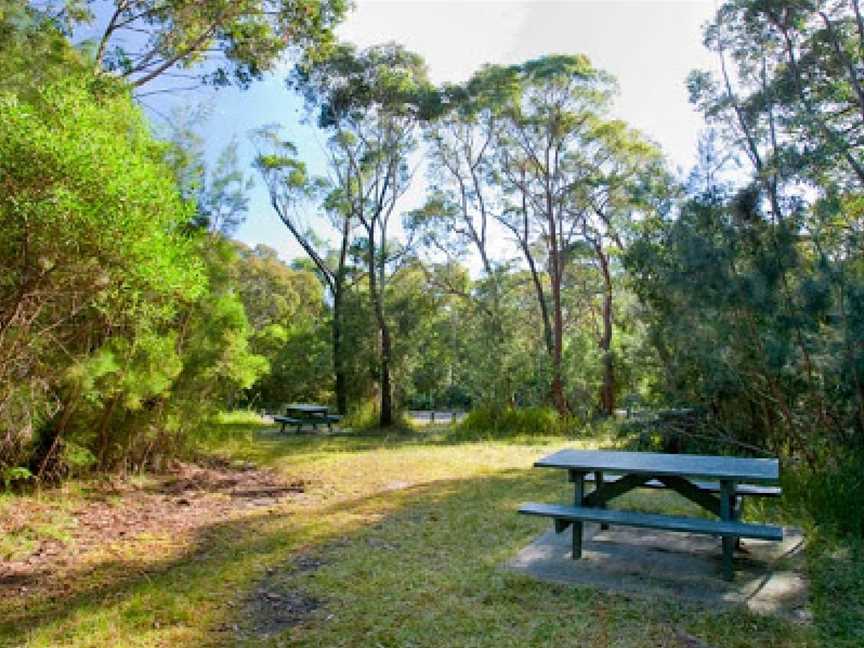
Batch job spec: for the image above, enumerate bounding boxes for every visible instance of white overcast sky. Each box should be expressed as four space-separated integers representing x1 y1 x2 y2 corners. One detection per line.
194 0 718 260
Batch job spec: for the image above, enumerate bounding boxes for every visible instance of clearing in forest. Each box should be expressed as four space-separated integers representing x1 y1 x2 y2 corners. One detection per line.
0 418 859 647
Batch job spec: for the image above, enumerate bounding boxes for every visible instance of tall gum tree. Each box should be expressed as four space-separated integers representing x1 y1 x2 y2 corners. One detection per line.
568 120 666 416
486 55 618 413
253 130 354 414
408 76 514 404
415 56 666 415
291 43 436 426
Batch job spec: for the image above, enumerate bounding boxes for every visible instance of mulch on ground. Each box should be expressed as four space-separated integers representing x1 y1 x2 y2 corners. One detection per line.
0 459 306 606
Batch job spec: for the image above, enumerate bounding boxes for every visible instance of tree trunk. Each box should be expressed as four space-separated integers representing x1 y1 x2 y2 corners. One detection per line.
366 228 393 428
596 245 615 416
332 285 347 415
521 240 554 358
380 321 393 426
549 277 566 414
547 200 567 414
97 395 121 470
35 393 79 480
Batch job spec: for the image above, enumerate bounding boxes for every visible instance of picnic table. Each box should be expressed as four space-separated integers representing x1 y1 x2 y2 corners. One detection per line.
519 449 783 580
274 403 340 434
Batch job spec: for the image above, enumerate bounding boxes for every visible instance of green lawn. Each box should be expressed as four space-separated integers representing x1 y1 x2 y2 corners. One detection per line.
1 418 861 647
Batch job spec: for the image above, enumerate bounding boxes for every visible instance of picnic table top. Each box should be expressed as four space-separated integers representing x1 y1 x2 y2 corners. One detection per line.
534 449 780 484
285 403 330 415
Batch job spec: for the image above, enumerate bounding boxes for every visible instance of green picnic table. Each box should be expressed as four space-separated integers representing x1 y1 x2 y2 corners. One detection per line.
519 449 783 580
274 403 341 434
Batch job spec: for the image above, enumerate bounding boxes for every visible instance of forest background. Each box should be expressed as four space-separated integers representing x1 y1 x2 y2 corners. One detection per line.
2 0 864 540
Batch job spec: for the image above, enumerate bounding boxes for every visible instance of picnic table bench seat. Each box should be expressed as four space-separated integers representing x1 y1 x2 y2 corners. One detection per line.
582 473 781 498
519 502 783 542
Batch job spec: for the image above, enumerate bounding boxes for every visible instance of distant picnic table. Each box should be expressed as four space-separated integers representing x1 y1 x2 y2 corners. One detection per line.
519 449 783 580
274 403 341 434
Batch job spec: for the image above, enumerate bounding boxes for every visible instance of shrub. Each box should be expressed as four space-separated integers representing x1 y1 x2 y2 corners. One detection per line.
457 404 578 438
340 398 413 433
782 453 864 539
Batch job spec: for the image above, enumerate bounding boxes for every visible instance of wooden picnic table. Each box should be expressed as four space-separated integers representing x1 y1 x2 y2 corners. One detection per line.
519 449 783 580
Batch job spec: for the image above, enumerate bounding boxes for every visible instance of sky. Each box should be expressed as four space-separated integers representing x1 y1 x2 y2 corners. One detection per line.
140 1 719 262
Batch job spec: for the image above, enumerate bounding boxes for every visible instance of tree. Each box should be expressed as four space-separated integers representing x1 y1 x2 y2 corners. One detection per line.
0 14 269 476
291 43 436 426
409 73 514 405
254 128 357 414
0 73 206 474
231 243 330 409
572 121 667 415
42 0 347 89
491 56 618 412
624 0 864 475
0 1 88 97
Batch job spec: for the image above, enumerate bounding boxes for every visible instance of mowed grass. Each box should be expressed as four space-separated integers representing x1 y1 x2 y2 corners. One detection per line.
0 418 860 647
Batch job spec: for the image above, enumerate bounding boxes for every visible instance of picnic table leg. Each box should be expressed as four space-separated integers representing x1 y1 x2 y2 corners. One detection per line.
569 469 586 560
720 479 736 581
595 471 609 531
733 494 743 551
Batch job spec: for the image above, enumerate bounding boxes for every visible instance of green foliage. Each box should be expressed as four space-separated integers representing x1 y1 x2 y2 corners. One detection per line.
783 454 864 539
458 405 577 439
1 466 32 491
339 398 413 433
0 69 207 473
42 0 348 89
62 442 97 474
0 1 86 97
616 0 864 540
230 242 332 410
339 398 383 432
415 53 668 416
0 15 272 478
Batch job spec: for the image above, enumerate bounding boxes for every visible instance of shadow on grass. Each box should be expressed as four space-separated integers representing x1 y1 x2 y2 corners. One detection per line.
0 467 551 647
0 449 829 648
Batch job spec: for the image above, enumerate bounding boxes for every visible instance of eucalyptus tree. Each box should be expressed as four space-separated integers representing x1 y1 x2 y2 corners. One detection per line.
486 55 619 413
253 129 355 414
569 121 667 415
414 55 665 414
42 0 347 89
408 72 515 404
290 43 436 426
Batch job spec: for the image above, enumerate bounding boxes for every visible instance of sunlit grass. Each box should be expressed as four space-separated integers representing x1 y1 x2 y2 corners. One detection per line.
0 416 856 646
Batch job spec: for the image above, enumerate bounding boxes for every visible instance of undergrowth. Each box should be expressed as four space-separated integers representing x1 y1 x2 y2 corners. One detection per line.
456 404 587 440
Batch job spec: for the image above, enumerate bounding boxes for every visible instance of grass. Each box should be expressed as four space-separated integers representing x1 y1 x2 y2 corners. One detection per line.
0 488 82 562
0 416 860 646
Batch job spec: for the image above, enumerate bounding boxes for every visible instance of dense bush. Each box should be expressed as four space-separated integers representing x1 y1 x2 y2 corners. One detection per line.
0 38 270 477
458 405 579 438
